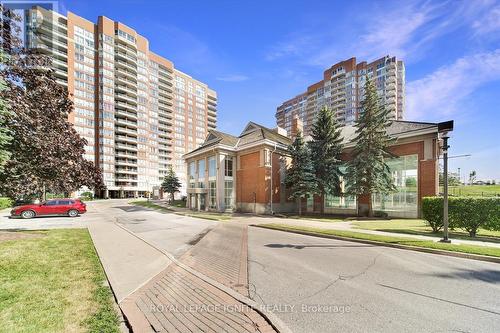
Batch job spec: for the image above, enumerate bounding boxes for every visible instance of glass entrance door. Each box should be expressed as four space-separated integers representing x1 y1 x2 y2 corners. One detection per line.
200 194 206 211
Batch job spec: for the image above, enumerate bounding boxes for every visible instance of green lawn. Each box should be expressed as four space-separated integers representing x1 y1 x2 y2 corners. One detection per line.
352 219 500 243
260 224 500 258
0 229 119 333
182 212 233 221
129 200 231 221
284 214 345 223
442 184 500 197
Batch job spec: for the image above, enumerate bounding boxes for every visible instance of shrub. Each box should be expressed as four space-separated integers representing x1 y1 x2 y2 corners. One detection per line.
0 197 13 210
422 196 500 237
80 191 94 201
422 197 443 232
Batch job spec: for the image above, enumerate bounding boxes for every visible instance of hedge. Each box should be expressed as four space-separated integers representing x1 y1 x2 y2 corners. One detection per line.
0 197 13 210
422 197 500 236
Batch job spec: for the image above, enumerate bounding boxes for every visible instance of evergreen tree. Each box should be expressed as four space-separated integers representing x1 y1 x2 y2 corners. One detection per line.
161 167 182 203
0 7 104 199
285 131 318 215
344 77 396 216
309 106 344 214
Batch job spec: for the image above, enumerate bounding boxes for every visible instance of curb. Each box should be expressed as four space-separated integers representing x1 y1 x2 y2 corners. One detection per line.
114 219 292 333
87 225 132 333
252 224 500 265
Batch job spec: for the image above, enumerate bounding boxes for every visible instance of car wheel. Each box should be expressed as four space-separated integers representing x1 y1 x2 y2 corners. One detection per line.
21 210 35 219
68 209 79 217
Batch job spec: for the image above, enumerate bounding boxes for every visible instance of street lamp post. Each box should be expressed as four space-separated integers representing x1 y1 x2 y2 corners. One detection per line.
438 121 454 243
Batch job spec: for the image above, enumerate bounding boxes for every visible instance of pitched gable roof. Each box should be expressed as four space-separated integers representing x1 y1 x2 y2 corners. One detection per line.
239 121 291 146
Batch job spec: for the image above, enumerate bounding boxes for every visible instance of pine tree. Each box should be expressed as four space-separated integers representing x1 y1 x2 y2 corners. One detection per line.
0 6 104 199
161 167 182 203
344 77 396 216
309 106 344 214
285 131 318 215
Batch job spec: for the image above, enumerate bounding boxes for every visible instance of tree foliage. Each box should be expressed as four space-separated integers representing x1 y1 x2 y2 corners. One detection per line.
309 106 344 213
285 131 318 215
161 167 182 202
0 51 11 171
0 7 104 199
344 77 396 216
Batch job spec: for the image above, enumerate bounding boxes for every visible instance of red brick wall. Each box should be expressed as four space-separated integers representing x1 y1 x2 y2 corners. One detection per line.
236 151 269 204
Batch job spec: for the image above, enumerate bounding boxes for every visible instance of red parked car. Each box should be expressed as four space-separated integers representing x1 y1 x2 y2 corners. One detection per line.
10 199 87 219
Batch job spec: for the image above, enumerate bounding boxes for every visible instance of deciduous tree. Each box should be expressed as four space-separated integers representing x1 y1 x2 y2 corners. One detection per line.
0 6 104 199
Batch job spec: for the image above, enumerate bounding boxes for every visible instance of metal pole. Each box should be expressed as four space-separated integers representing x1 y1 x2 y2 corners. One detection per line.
440 134 451 243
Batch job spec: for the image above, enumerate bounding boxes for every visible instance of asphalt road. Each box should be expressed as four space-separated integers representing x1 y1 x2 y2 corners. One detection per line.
248 227 500 333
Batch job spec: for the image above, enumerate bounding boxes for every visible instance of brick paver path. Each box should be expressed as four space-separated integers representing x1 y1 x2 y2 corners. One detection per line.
181 224 249 296
120 223 277 332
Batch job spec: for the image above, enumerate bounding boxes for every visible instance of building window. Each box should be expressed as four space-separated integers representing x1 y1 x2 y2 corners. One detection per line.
209 180 217 209
224 157 233 177
208 156 216 178
188 161 196 188
224 180 233 209
372 154 418 214
324 167 357 209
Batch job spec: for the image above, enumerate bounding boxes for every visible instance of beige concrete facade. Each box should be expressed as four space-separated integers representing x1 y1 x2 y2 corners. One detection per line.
24 6 217 198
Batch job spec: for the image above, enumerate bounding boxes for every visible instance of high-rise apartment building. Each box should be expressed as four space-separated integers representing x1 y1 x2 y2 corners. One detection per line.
24 6 217 198
276 56 404 136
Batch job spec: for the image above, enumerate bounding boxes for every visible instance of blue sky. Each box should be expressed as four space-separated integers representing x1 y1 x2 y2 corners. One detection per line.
60 0 500 180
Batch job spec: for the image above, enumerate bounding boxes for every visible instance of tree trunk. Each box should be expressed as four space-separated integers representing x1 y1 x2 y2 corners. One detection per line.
320 192 325 215
367 194 373 217
171 192 175 204
298 198 302 216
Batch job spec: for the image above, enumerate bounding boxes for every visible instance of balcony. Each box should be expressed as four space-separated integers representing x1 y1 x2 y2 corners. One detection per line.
115 68 137 82
116 92 138 105
115 59 137 74
116 143 138 151
115 100 137 112
115 126 138 136
115 84 137 98
116 75 137 89
115 50 137 65
115 117 137 128
115 135 137 144
115 109 138 121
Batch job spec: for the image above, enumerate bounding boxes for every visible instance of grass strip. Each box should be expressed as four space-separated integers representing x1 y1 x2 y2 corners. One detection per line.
259 223 500 258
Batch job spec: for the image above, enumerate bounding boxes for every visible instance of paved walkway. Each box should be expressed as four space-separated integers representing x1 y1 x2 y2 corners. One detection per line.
122 261 274 333
181 224 249 296
86 200 278 333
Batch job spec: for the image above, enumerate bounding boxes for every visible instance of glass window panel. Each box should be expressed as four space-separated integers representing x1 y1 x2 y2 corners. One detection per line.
372 154 418 213
208 156 216 178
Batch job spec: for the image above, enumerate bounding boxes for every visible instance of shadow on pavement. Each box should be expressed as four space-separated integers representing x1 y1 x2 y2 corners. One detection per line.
265 243 374 249
113 205 151 212
424 268 500 284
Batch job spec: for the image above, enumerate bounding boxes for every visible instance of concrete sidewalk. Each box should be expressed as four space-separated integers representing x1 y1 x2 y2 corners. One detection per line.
88 200 281 332
88 213 171 303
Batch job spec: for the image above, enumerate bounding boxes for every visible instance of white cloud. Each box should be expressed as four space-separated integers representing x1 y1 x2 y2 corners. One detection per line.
472 5 500 35
406 49 500 120
216 74 249 82
265 0 498 68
